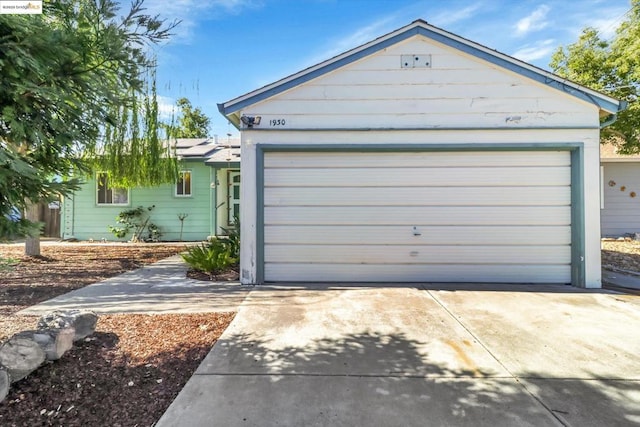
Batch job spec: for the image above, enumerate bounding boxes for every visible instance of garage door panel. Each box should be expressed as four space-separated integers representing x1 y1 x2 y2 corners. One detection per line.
265 225 572 245
265 186 570 206
265 244 570 265
265 151 571 168
265 206 571 226
262 150 572 284
264 264 572 284
265 167 569 187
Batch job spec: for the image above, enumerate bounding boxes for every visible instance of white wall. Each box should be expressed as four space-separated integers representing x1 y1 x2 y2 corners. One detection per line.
601 162 640 236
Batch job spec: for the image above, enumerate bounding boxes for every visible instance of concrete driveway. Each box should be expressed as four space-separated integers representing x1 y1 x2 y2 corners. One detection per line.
158 283 640 427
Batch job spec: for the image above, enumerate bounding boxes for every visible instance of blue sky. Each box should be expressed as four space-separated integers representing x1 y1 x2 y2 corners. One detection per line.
140 0 633 137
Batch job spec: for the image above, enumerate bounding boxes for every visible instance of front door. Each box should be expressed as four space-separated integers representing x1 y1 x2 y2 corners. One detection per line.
228 170 240 225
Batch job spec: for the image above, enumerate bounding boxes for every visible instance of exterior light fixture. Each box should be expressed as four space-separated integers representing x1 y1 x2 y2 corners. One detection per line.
240 115 261 128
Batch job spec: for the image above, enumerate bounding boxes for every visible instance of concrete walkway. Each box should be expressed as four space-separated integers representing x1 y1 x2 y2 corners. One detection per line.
19 255 249 315
158 283 640 427
603 268 640 292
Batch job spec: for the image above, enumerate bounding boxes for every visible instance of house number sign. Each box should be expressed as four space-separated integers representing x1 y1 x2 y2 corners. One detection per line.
269 119 286 126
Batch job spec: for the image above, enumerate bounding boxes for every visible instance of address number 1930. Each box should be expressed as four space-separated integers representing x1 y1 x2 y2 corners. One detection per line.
269 119 286 126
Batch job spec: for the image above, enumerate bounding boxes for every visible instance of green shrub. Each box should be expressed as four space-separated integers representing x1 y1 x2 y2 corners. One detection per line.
181 239 238 280
108 205 160 242
219 217 240 263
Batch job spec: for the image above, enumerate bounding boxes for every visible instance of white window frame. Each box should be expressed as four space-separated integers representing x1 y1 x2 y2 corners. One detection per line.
176 170 193 197
96 172 129 206
228 170 240 225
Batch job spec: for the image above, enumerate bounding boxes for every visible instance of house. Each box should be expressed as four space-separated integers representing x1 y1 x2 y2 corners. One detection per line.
61 137 240 241
600 143 640 237
218 19 625 288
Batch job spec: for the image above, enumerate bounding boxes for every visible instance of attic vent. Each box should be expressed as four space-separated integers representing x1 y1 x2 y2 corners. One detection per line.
401 54 431 68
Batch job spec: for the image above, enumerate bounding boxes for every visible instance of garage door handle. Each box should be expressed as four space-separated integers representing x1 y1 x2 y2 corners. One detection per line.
413 226 422 236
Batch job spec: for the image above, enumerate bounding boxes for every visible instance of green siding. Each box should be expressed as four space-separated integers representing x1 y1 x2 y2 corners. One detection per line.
64 161 214 241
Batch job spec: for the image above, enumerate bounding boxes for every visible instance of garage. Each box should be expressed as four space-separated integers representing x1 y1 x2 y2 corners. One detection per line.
261 149 572 283
218 20 624 287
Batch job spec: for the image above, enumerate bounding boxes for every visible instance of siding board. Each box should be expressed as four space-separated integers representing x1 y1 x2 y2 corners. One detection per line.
265 244 570 265
264 151 571 168
247 113 594 129
265 206 571 226
278 83 570 101
265 186 570 206
264 264 572 283
253 97 584 116
265 225 571 245
265 167 570 187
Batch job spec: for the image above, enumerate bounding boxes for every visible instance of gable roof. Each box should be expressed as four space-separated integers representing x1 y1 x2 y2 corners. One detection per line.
219 19 625 129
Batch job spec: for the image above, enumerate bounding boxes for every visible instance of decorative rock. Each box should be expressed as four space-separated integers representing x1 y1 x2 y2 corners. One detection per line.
15 327 75 361
0 336 46 382
37 310 98 341
0 366 10 403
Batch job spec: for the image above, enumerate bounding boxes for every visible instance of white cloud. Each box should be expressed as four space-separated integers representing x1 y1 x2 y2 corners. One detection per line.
139 0 263 43
429 3 483 27
511 39 556 62
557 4 628 42
515 4 550 36
292 15 400 74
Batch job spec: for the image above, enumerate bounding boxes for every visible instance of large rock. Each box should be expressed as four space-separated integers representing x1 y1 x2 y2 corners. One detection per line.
15 328 75 361
37 310 98 341
0 336 45 382
0 366 10 403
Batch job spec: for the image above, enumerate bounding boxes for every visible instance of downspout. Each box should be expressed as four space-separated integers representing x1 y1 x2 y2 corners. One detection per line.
600 114 618 129
600 100 628 129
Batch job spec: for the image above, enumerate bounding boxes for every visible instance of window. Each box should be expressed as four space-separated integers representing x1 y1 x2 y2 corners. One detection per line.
96 173 129 205
176 171 192 197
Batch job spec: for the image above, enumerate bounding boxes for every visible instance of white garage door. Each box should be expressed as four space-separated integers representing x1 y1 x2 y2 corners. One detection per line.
263 150 572 283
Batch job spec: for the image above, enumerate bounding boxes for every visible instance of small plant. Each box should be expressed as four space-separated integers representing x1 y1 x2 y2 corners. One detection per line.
0 257 18 272
219 216 240 263
147 223 162 242
177 213 188 241
108 205 160 242
181 239 238 280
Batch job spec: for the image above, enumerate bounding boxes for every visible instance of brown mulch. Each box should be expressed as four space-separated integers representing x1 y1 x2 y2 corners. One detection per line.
602 239 640 274
0 313 234 427
0 243 236 426
186 267 240 282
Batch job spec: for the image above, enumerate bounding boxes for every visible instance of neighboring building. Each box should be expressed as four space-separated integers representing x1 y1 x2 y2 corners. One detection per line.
600 143 640 237
218 19 625 288
61 137 240 241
